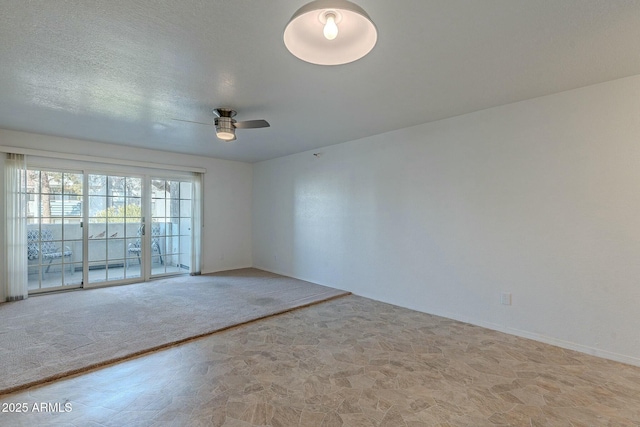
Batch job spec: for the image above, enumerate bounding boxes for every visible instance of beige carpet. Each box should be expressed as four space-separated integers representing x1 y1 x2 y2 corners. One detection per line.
0 268 348 395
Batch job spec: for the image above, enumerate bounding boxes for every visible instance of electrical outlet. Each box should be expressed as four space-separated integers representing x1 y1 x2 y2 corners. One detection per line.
501 292 512 305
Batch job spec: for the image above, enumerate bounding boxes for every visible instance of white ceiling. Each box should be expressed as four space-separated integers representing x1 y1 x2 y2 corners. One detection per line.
1 1 640 163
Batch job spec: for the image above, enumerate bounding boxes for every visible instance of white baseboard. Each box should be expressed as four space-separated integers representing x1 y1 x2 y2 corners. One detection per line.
419 309 640 368
203 264 253 275
252 265 332 288
250 266 640 368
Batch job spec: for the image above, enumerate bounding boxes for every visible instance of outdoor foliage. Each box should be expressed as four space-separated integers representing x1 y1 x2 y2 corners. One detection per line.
91 204 142 223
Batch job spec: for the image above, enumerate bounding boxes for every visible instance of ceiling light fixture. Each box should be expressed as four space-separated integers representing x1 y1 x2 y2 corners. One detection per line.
214 117 236 141
284 0 377 66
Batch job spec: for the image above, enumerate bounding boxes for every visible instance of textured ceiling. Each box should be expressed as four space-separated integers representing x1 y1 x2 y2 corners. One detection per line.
1 0 640 163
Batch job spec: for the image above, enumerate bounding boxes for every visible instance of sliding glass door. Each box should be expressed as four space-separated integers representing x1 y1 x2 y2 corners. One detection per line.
24 165 200 294
149 177 193 277
26 169 83 292
87 174 143 285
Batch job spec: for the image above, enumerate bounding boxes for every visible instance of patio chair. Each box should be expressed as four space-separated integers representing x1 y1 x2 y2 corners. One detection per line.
27 229 73 278
127 224 163 267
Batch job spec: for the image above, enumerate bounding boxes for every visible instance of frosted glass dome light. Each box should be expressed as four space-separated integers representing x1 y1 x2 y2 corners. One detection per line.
284 0 377 65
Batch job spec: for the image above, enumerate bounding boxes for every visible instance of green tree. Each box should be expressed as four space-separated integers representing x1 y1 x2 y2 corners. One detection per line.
27 170 82 223
91 204 142 223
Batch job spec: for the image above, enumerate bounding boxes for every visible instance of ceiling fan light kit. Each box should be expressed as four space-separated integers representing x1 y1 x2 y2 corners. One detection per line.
214 108 238 142
284 0 377 65
215 118 236 141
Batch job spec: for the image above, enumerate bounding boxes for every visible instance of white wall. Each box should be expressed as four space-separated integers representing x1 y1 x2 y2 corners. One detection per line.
253 74 640 366
0 129 253 275
0 155 4 302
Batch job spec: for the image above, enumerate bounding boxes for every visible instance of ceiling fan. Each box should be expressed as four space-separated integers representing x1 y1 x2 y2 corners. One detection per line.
172 108 270 141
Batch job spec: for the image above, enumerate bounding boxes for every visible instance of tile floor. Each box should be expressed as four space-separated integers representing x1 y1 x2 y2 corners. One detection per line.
1 295 639 426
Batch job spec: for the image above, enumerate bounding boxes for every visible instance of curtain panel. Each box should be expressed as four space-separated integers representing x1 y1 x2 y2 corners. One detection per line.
191 172 203 275
5 153 28 301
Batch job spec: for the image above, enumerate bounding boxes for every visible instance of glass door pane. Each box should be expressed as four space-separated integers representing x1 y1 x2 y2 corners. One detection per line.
27 169 83 293
87 174 143 285
149 178 192 277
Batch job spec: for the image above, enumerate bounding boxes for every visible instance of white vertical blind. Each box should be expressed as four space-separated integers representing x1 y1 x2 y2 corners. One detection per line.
191 173 203 275
5 153 28 301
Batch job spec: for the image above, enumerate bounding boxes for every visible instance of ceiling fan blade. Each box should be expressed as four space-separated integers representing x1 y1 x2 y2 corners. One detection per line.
171 118 212 126
234 119 270 129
